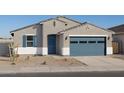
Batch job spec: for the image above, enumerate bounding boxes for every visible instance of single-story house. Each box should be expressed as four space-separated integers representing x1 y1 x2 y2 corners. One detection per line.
109 24 124 54
10 16 114 56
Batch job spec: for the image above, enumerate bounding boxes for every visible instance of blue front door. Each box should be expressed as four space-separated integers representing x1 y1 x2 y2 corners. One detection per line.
48 35 56 54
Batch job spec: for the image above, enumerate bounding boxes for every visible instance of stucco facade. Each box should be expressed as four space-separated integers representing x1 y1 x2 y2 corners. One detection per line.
11 16 113 56
58 23 113 55
109 25 124 54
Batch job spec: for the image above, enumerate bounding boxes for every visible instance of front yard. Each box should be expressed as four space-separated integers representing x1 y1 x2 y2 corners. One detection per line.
0 55 87 67
0 55 123 74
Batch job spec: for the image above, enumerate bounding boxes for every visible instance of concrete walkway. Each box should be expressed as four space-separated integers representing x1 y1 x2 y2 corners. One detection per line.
0 56 123 75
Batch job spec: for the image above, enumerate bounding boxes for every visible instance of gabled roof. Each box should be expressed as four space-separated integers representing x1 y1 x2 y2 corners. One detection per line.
88 23 114 33
10 16 82 33
10 23 40 33
109 24 124 29
109 24 124 33
58 22 114 34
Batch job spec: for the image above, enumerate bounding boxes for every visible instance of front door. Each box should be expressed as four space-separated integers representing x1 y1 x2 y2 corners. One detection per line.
48 35 56 54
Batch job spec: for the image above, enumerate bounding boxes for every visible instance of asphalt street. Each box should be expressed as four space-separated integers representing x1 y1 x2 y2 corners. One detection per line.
1 71 124 77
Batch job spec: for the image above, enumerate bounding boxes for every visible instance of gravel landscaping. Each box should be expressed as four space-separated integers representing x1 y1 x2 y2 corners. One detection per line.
0 55 87 67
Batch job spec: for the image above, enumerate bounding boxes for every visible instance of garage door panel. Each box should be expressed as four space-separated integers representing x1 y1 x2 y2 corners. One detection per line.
70 37 106 56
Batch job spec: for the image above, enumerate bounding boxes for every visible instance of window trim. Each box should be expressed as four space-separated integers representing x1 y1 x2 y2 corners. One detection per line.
26 36 34 47
24 35 37 47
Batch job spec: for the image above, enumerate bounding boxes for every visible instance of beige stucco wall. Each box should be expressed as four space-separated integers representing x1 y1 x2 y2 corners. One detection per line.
42 18 80 48
13 24 42 47
62 24 113 48
57 34 64 54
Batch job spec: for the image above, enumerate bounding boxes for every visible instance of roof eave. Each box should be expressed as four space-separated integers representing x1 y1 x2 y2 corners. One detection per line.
109 24 124 30
107 30 115 34
10 23 40 33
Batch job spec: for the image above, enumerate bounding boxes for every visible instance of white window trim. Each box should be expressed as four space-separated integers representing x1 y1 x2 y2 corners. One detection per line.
25 35 37 47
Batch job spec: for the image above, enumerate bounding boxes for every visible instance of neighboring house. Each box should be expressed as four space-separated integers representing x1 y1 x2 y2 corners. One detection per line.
0 37 13 56
109 24 124 54
10 16 114 56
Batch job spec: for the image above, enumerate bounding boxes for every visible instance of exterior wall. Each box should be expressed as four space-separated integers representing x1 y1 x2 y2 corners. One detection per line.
15 47 48 55
42 17 80 55
58 34 65 55
109 25 124 54
13 24 44 55
60 24 113 55
13 24 42 47
42 17 80 47
113 34 124 53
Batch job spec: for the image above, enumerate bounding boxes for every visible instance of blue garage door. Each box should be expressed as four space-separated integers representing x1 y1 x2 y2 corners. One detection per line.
48 35 56 54
70 37 106 56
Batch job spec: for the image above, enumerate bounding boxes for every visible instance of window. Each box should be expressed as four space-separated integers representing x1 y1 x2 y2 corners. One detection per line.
88 41 96 43
23 35 37 47
70 41 78 44
27 36 33 41
26 36 34 47
97 41 105 43
79 41 87 44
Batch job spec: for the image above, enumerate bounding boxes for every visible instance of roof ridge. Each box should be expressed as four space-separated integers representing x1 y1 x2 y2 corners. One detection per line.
57 16 82 24
56 19 67 23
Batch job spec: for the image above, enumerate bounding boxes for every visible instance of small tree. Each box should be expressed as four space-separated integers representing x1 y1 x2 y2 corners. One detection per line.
9 43 18 65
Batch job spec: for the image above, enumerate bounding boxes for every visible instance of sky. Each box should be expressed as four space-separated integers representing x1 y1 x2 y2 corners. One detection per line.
0 15 124 37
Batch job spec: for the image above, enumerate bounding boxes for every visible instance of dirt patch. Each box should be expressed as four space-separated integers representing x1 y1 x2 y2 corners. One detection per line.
111 55 124 60
0 55 88 67
13 55 88 67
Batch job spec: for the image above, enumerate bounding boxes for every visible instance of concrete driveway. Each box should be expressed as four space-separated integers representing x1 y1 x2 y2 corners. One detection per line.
73 56 124 71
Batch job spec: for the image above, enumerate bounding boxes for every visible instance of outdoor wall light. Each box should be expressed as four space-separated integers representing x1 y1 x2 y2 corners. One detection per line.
65 36 68 40
108 36 110 40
